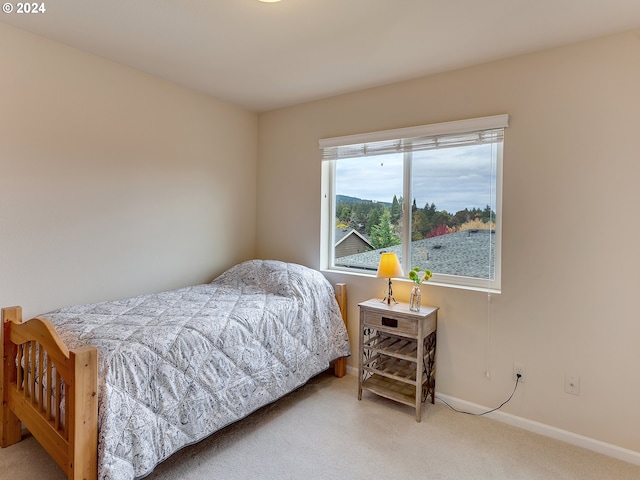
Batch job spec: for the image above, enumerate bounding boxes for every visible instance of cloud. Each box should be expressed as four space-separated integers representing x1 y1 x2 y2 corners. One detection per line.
336 144 496 213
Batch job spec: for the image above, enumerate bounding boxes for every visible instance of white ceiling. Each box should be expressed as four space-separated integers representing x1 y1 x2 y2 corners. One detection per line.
3 0 640 112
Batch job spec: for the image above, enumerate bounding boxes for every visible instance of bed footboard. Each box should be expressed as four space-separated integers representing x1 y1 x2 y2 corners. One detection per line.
1 306 98 480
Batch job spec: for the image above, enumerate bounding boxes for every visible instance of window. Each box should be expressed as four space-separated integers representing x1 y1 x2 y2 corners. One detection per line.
320 114 508 292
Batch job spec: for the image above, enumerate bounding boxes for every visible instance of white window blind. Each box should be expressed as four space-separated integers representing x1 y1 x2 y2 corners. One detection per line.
319 114 508 160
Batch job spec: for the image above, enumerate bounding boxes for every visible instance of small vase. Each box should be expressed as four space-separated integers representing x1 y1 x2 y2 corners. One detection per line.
410 285 421 312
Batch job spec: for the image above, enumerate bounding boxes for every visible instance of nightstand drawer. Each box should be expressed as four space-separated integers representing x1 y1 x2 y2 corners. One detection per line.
362 309 417 335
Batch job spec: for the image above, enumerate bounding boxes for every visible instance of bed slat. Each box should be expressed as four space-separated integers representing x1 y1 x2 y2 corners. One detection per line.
38 345 45 413
46 356 52 421
56 371 62 432
30 341 37 403
16 344 23 395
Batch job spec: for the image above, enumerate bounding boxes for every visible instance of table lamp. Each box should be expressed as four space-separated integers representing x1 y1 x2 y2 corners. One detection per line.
376 252 404 305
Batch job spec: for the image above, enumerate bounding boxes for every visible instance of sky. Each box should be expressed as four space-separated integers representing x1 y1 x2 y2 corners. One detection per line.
335 144 497 214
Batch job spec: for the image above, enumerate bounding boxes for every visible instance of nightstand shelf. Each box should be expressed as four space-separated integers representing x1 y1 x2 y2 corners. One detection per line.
361 373 417 408
358 299 438 422
364 334 418 359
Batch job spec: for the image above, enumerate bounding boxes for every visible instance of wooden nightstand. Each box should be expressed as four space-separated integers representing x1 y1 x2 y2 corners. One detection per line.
358 299 438 422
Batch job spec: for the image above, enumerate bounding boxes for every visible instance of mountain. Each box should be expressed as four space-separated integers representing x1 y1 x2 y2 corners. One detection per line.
336 195 391 208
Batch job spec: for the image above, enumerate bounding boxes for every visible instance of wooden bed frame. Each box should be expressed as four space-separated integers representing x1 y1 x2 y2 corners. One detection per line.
1 283 348 480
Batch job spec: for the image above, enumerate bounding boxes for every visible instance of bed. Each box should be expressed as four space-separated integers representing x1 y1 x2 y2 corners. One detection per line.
1 260 350 480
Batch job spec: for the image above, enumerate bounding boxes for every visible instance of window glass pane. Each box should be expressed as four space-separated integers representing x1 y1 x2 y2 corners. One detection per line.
411 144 497 280
334 153 403 271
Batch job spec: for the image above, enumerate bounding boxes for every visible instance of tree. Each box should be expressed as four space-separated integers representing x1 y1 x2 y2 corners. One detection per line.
370 209 401 249
336 219 348 229
348 211 362 230
390 195 402 224
426 223 453 238
431 210 452 228
423 202 437 222
338 205 351 223
482 204 495 223
452 208 472 228
412 208 429 241
365 207 382 236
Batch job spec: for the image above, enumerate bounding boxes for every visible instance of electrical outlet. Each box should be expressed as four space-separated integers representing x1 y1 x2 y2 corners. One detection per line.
565 374 580 395
513 363 526 383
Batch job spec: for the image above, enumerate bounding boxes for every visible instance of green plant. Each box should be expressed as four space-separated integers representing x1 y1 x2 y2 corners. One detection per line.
409 267 432 285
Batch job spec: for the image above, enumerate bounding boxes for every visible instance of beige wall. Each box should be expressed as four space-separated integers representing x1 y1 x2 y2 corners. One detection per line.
257 30 640 453
0 23 258 319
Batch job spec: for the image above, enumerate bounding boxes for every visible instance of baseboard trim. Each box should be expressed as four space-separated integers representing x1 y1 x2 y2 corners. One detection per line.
344 368 640 466
435 392 640 467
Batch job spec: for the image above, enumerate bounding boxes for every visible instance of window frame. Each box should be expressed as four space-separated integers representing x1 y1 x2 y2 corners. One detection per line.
320 114 508 293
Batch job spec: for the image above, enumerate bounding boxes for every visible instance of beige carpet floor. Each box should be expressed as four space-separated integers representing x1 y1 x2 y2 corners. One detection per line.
2 372 639 480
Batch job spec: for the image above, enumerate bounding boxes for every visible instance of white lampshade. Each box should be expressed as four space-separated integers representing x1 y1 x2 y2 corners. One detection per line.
376 252 404 279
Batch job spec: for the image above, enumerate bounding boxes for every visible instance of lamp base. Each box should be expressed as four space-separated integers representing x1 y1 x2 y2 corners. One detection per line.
381 278 398 305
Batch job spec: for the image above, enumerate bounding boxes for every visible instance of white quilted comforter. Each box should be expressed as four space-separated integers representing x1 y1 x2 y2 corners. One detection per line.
41 260 350 480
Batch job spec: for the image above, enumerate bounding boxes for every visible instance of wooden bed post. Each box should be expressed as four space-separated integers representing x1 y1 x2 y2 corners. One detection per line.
333 283 347 378
1 306 23 447
67 346 98 480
